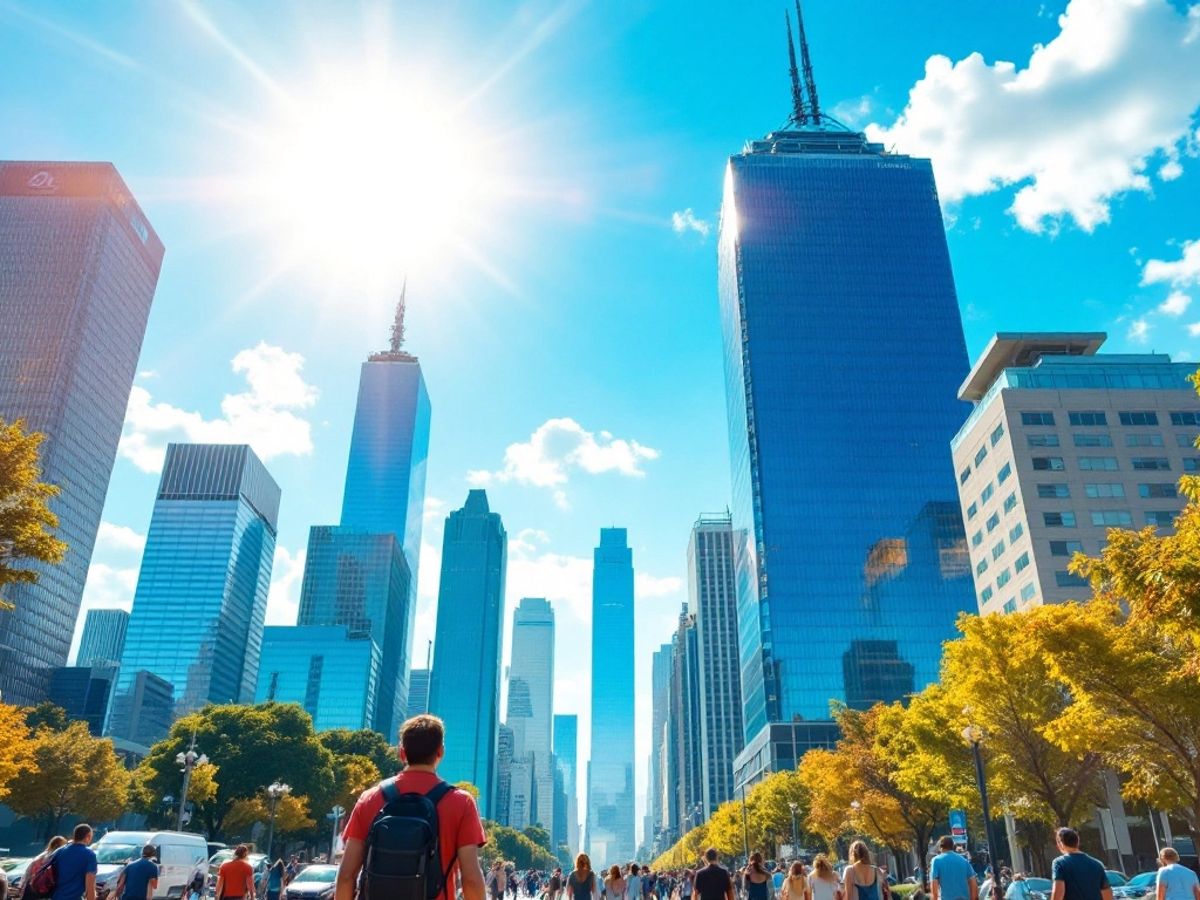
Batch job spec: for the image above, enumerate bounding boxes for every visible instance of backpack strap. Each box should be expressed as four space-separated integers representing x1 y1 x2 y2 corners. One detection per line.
424 781 455 900
379 778 401 804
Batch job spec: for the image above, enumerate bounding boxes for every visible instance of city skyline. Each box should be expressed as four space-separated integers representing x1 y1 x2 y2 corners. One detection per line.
2 0 1199 848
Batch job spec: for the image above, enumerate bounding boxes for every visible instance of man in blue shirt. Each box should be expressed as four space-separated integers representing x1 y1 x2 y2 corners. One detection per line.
1156 848 1200 900
52 824 98 900
1050 828 1110 900
114 846 159 900
932 837 978 900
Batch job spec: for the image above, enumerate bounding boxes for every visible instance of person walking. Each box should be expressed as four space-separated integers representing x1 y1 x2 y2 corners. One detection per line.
52 825 98 900
568 855 599 900
681 870 695 900
1155 848 1199 900
742 853 771 900
549 868 564 900
487 863 507 900
113 845 159 900
781 862 809 900
28 836 68 894
695 850 734 900
335 714 487 900
807 857 840 900
266 861 285 900
931 838 978 900
842 842 886 900
606 867 629 900
628 865 643 900
1050 828 1111 900
216 846 256 900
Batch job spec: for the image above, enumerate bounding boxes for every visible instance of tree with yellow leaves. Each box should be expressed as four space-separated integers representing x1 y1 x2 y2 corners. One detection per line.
0 417 67 609
0 701 34 802
224 792 316 841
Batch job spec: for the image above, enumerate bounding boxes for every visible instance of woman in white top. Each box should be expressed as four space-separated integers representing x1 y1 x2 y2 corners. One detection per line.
606 867 628 900
781 862 810 900
809 855 842 900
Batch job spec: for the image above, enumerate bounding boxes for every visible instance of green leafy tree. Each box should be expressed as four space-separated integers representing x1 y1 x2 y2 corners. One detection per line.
7 721 130 839
522 825 551 851
24 701 69 732
480 822 556 869
0 417 67 609
319 729 399 777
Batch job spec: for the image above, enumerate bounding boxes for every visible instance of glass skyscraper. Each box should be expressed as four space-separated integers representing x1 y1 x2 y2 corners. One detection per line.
505 597 555 833
0 161 164 705
76 608 130 668
719 14 975 785
553 714 579 854
111 444 279 745
586 527 635 862
255 625 381 731
428 490 506 818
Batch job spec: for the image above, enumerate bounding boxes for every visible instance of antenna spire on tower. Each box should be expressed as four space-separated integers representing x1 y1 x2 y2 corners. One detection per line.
794 0 821 123
389 278 407 354
785 11 808 126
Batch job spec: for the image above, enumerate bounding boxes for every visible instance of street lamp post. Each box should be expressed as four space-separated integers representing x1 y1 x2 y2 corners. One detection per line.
175 734 208 832
739 785 750 863
328 805 345 862
963 725 1003 900
266 780 292 860
788 802 799 860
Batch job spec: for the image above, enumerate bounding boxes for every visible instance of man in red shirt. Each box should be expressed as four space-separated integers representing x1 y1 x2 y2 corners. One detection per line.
336 715 487 900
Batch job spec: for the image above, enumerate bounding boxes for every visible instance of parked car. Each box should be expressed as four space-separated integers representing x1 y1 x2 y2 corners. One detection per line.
1017 876 1053 900
2 859 34 900
284 865 338 900
93 831 209 900
1112 872 1158 899
1106 872 1129 889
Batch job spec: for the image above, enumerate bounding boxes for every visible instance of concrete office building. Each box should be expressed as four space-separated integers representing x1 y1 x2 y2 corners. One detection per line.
953 333 1200 614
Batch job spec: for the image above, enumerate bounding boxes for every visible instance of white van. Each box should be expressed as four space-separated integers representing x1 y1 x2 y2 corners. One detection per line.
93 831 209 900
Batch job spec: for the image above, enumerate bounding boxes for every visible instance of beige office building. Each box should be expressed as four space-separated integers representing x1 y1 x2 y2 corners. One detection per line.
952 333 1199 614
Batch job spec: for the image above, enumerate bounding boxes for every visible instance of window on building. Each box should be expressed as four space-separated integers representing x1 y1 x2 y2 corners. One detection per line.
1186 459 1200 472
1178 434 1200 448
1032 456 1066 471
975 445 988 466
1014 552 1030 572
986 512 1001 532
971 530 983 547
1069 411 1107 426
967 502 978 520
976 558 989 575
960 466 971 485
1050 540 1083 556
996 569 1012 588
1091 510 1133 526
990 423 1006 446
1028 433 1061 447
1084 483 1125 498
981 483 995 504
1073 433 1113 447
980 586 993 603
1002 599 1017 614
1118 411 1159 426
1009 522 1025 542
998 462 1012 484
1003 492 1018 513
991 540 1006 560
1036 484 1070 498
1044 511 1076 527
1125 433 1164 447
1056 571 1088 587
1131 457 1170 471
1020 582 1037 602
1022 412 1055 426
1145 511 1176 527
1078 457 1119 471
1171 411 1200 426
1138 483 1178 499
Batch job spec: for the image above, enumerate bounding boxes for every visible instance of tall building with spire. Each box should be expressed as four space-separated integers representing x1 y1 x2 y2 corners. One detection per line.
721 5 975 789
296 289 429 737
428 490 507 818
586 528 635 862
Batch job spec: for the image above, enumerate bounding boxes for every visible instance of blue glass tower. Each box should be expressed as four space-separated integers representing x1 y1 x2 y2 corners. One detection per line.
554 714 579 854
586 528 635 862
720 11 975 777
428 490 506 818
111 444 279 745
76 608 130 668
0 162 164 705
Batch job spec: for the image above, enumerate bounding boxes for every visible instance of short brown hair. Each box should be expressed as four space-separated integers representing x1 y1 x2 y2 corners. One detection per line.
1056 828 1080 848
234 844 250 859
1160 848 1180 863
72 824 92 842
938 836 956 852
400 714 445 765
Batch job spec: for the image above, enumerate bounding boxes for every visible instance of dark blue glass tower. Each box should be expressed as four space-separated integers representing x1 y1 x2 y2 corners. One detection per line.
719 10 975 773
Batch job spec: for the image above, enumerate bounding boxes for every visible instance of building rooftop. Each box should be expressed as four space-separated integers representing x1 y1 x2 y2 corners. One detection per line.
959 332 1107 402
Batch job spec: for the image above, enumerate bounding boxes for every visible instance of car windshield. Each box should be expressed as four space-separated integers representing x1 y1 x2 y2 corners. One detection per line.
1107 873 1128 887
1128 874 1157 888
1025 879 1052 890
211 851 234 866
293 868 338 884
2 860 31 873
95 846 141 865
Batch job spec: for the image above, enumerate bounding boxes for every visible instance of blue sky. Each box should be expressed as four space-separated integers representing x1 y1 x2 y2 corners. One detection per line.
4 0 1200 838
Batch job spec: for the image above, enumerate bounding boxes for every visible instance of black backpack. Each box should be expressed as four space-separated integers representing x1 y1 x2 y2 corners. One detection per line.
360 779 455 900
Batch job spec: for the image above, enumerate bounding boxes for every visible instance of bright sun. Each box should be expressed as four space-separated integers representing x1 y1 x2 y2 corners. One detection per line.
243 71 501 292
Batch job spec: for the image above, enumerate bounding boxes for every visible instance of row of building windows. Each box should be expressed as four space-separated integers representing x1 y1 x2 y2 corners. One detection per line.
1036 482 1177 499
1028 432 1197 449
1043 509 1178 528
1023 410 1200 427
1032 455 1175 471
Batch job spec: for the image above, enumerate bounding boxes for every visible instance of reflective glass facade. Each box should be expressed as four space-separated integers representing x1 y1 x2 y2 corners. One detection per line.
717 129 975 745
554 714 579 854
0 161 164 704
48 665 116 735
112 444 279 744
428 490 506 818
76 608 130 667
587 528 635 863
255 625 380 731
297 526 412 737
505 598 555 833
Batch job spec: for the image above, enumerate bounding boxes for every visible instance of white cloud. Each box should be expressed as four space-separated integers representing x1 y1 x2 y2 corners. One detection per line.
417 539 442 602
866 0 1200 233
422 496 448 523
119 342 318 473
635 572 684 598
79 561 139 610
264 544 306 626
1189 322 1200 337
671 208 711 238
831 94 875 126
71 521 146 661
1159 291 1193 316
1143 238 1200 287
95 521 146 553
466 417 659 504
1128 317 1151 342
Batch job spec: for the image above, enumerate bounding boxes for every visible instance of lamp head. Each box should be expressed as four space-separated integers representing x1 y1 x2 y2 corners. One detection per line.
962 724 985 744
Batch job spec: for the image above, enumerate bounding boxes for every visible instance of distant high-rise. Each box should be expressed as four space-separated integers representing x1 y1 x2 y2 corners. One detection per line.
506 598 555 833
76 608 130 668
554 714 580 854
587 528 635 862
47 665 117 735
496 723 515 826
648 642 672 842
111 444 279 746
668 607 702 835
297 527 411 736
0 161 164 705
720 10 975 787
429 490 506 817
408 668 430 717
688 515 744 811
